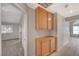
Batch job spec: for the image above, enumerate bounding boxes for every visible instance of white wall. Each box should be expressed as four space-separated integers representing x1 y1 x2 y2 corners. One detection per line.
57 13 70 51
63 21 70 46
22 14 28 56
2 3 22 24
0 3 1 56
57 14 64 51
2 23 19 40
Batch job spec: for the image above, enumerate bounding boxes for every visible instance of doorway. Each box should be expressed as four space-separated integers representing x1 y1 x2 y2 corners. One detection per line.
1 3 24 56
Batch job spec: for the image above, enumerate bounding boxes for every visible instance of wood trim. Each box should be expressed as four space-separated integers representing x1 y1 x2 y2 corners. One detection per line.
47 11 49 30
49 39 51 52
41 40 42 56
35 7 38 30
55 37 57 51
35 39 37 56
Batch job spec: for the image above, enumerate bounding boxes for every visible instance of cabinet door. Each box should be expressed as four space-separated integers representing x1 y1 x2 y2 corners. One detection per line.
35 7 48 30
36 39 42 56
42 39 50 56
47 12 54 30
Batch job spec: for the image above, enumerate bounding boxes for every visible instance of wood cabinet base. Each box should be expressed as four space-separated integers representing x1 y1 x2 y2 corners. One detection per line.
35 36 57 56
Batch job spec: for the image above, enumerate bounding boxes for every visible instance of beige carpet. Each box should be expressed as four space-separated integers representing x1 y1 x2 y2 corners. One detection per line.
2 39 24 56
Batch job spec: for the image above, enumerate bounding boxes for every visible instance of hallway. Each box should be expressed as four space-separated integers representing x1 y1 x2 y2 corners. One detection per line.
51 38 79 56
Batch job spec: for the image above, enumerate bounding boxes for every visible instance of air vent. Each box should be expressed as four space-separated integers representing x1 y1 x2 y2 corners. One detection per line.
65 4 69 8
38 3 52 8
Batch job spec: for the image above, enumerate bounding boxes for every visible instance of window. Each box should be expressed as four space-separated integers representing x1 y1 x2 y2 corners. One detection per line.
73 26 79 34
1 25 13 34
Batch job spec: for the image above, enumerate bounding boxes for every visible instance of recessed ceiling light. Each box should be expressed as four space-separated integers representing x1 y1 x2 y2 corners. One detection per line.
70 10 76 13
70 10 73 13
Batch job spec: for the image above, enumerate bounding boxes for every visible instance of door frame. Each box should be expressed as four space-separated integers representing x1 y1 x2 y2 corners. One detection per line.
13 3 28 56
1 3 28 56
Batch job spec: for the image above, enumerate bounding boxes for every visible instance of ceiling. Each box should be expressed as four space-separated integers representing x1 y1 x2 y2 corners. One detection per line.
2 3 79 23
27 3 79 17
1 3 23 24
73 20 79 25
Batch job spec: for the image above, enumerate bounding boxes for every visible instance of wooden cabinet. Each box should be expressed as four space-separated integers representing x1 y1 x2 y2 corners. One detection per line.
36 36 56 56
35 7 48 30
50 37 56 52
35 7 54 30
47 12 54 30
